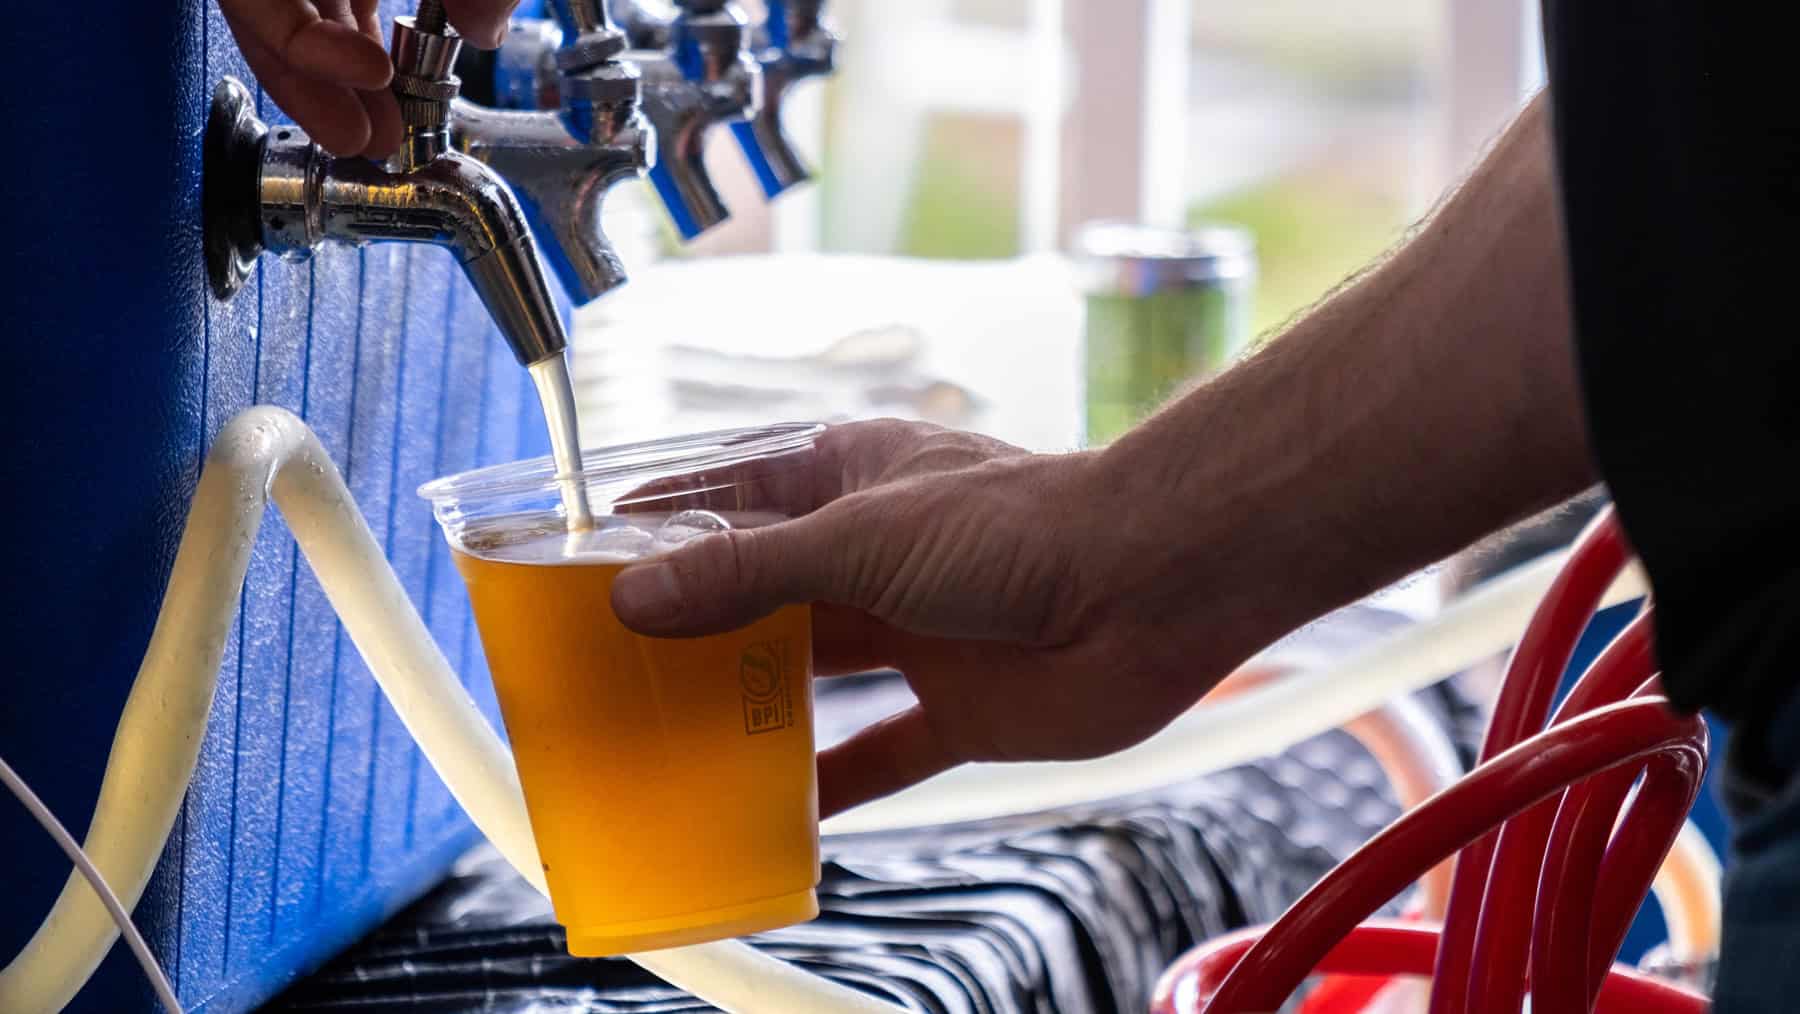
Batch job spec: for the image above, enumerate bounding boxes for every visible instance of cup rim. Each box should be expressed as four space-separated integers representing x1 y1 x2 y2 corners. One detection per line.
417 421 826 505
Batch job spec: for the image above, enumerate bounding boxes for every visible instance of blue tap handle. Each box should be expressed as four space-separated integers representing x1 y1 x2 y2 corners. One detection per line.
729 121 789 198
646 162 706 240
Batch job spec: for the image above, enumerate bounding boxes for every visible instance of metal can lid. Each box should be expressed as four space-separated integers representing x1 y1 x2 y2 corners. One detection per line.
1074 221 1256 296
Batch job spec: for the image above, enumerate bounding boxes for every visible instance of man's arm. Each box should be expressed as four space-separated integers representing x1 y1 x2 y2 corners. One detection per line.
1099 91 1595 643
612 94 1596 815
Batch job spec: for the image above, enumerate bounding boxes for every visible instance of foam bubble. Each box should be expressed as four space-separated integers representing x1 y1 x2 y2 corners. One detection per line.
655 509 732 547
570 523 658 561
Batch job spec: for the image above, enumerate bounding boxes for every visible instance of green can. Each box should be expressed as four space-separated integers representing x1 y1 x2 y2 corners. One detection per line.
1077 222 1256 445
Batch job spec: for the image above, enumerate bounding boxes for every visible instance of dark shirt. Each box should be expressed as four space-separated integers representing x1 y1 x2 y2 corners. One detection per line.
1543 4 1800 746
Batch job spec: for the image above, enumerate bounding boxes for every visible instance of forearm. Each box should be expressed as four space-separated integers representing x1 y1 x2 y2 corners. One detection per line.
1099 94 1594 638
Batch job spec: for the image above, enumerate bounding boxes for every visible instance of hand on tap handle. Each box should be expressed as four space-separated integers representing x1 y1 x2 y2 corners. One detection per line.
217 0 523 158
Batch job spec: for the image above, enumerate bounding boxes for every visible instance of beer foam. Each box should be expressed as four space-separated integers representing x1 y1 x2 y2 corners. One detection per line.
458 511 786 565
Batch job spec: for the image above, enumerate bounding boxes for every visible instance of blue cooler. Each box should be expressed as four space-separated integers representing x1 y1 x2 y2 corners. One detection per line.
0 2 556 1009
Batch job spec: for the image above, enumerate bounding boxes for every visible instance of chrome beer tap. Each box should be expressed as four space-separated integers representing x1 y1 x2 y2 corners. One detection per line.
729 0 836 197
448 1 654 304
204 7 569 366
604 0 832 195
630 0 762 238
462 0 762 240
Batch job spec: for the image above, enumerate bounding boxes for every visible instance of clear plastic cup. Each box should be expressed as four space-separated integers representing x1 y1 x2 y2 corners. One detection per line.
419 423 824 956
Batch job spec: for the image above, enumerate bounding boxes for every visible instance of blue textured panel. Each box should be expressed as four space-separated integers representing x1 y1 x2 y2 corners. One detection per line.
0 2 560 1011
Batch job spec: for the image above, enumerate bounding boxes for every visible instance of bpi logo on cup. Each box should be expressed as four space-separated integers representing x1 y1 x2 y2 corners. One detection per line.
740 641 794 735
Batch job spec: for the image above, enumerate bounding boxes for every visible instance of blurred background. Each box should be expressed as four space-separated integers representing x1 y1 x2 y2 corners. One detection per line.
577 0 1548 453
613 0 1543 321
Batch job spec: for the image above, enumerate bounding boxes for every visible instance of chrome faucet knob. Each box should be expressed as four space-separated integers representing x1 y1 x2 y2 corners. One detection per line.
555 20 628 74
392 9 461 81
730 0 835 197
390 13 464 166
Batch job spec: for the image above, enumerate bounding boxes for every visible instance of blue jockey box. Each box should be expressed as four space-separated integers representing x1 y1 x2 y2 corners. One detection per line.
0 2 562 1009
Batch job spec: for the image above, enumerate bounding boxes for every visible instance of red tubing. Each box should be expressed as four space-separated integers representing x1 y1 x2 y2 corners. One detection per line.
1463 614 1657 1013
1547 615 1658 721
1530 753 1696 1014
1528 675 1690 1012
1528 766 1635 1011
1155 512 1709 1013
1585 749 1705 995
1433 510 1633 1013
1153 921 1707 1014
1200 700 1705 1012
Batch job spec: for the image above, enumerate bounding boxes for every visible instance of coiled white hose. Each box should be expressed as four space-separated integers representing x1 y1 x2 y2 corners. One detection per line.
0 407 895 1014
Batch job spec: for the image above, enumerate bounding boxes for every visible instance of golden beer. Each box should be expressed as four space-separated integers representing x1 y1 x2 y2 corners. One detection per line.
454 517 818 956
